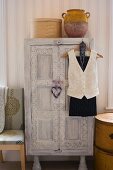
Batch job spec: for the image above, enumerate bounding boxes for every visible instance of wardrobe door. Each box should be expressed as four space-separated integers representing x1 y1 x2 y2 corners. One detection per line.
59 45 94 155
25 44 60 154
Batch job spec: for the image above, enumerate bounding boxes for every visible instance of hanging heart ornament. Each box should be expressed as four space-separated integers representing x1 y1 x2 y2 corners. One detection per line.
51 86 62 98
51 80 62 98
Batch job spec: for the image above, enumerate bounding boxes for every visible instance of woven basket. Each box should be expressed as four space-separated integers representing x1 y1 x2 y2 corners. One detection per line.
30 18 62 38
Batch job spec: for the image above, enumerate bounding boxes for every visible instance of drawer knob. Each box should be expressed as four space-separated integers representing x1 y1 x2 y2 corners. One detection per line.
109 133 113 139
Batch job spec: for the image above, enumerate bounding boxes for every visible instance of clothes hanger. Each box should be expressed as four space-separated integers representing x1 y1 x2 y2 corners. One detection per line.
62 41 103 59
86 47 103 58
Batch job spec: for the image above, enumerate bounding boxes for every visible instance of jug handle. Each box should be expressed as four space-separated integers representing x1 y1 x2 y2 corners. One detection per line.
62 13 66 18
85 12 90 18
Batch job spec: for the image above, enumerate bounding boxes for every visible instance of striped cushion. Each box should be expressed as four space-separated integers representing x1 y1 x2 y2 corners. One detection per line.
0 130 24 144
0 87 5 133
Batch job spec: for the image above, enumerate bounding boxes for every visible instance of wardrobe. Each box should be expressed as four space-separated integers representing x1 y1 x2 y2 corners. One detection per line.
24 38 94 170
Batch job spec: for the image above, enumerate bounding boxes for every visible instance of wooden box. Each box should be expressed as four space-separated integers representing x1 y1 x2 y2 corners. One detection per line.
95 113 113 152
95 146 113 170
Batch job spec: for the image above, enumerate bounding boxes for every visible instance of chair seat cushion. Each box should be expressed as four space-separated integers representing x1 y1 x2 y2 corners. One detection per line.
0 130 24 144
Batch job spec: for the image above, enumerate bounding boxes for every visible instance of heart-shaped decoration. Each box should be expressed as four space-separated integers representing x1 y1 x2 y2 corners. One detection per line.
51 86 62 98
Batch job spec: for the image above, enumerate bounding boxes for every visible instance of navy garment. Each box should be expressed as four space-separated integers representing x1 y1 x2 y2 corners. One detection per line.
69 54 97 117
69 96 97 117
76 56 89 72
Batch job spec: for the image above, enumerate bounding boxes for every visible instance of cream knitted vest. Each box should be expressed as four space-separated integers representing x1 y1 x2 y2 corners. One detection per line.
67 49 99 99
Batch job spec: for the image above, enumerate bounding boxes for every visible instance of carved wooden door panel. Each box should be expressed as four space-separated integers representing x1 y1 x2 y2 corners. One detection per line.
59 45 94 154
25 44 60 154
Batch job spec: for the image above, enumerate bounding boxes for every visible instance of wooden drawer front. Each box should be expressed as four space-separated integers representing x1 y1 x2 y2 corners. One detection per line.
95 119 113 152
95 147 113 170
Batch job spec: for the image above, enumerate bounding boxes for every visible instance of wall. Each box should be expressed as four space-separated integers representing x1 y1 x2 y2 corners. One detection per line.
6 0 109 113
4 0 109 161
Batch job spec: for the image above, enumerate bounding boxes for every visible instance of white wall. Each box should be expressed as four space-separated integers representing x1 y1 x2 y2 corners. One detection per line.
4 0 110 161
6 0 109 113
0 0 7 86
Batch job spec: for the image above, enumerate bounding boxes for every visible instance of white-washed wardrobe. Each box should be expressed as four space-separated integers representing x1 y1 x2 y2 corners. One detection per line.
24 38 94 170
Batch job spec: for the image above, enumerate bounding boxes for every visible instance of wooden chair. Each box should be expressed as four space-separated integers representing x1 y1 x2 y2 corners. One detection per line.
0 88 26 170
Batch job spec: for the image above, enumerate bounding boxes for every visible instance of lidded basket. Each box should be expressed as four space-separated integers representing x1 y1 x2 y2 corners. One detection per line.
30 18 62 38
62 9 90 37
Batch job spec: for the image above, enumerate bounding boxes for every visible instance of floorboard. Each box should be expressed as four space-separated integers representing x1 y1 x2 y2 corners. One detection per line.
0 161 93 170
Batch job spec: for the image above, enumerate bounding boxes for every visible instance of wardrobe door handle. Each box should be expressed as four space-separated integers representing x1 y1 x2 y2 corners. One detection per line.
109 133 113 139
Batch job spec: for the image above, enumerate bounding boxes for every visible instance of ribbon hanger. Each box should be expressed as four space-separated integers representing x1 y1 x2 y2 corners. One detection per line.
62 41 103 59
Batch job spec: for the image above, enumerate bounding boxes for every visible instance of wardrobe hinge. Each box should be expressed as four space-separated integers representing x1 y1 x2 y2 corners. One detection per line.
54 40 62 45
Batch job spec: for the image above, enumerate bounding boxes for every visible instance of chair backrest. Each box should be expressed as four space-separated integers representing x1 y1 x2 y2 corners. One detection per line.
5 88 24 130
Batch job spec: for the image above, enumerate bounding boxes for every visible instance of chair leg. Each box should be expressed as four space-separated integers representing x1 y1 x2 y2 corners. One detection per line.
20 145 26 170
0 150 3 162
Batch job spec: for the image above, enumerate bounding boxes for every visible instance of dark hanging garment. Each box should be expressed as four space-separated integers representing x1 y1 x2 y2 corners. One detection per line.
69 45 97 117
69 96 97 117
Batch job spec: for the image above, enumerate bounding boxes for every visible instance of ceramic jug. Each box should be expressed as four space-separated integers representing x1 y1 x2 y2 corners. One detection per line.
62 9 90 37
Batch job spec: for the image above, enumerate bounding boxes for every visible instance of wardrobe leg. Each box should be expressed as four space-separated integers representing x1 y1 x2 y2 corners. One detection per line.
78 156 88 170
32 156 41 170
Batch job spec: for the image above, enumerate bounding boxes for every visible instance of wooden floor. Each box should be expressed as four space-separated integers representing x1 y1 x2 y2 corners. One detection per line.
0 161 93 170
